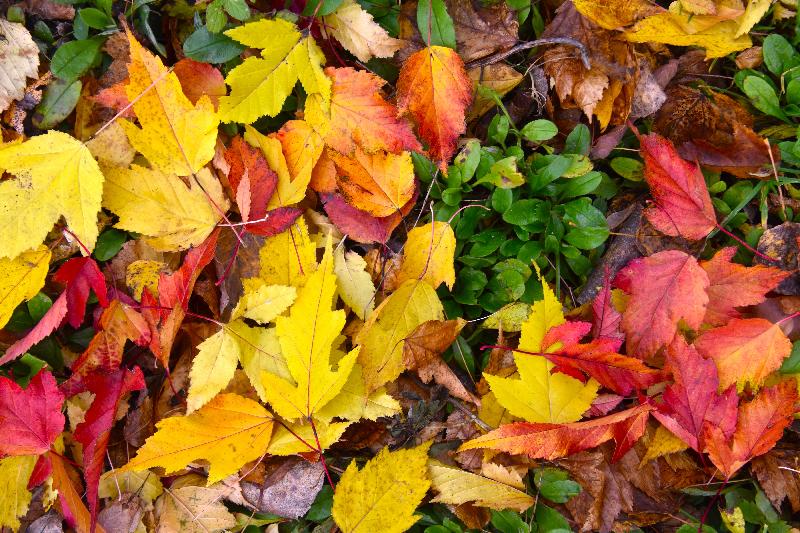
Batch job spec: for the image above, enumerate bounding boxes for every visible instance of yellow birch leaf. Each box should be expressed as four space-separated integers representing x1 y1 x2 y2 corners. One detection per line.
220 19 330 124
356 279 444 393
121 393 274 484
231 284 296 324
98 470 163 504
102 165 229 252
572 0 663 29
483 302 531 332
332 443 431 533
427 460 534 512
243 125 315 208
122 32 219 176
187 326 241 413
266 419 350 455
125 259 166 301
735 0 773 37
334 246 375 320
0 131 104 259
0 245 50 328
625 13 752 58
248 217 317 289
322 0 403 62
0 455 36 530
396 222 456 290
155 479 237 533
260 239 358 420
316 364 401 422
485 270 599 423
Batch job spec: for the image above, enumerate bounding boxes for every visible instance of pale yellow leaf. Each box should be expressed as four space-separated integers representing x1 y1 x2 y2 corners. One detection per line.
334 247 375 320
0 245 50 329
0 19 39 113
155 479 237 533
483 302 531 332
428 460 534 512
316 364 401 422
0 455 36 530
322 0 403 62
86 121 135 168
231 284 296 324
735 0 773 37
98 470 163 504
187 327 240 413
626 12 752 58
232 320 289 402
396 222 456 290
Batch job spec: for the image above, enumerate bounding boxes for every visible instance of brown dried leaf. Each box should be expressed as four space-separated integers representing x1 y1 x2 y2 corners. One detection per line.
241 457 325 519
751 448 800 513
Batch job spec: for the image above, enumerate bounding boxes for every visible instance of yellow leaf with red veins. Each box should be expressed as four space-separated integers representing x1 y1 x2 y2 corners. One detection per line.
397 46 472 171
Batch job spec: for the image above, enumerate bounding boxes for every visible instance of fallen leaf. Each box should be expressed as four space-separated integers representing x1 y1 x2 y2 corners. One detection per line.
0 245 51 329
322 0 403 62
428 460 534 512
322 191 413 243
172 58 226 108
154 476 236 533
397 46 472 170
334 246 376 320
0 370 64 456
573 0 662 29
332 442 431 533
241 457 324 519
53 256 109 328
0 455 37 530
615 250 709 358
467 64 524 121
751 448 800 513
0 19 39 113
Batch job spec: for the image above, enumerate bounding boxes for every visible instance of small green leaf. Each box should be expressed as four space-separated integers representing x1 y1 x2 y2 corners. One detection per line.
763 34 795 75
416 0 456 49
482 157 525 188
562 198 609 249
32 77 82 130
78 7 115 29
454 139 481 182
492 187 513 212
206 0 227 33
222 0 250 20
490 510 530 533
559 171 601 199
51 38 103 80
535 504 572 532
503 199 547 226
183 27 245 63
93 229 128 261
521 119 558 142
27 293 53 322
534 468 581 503
302 0 345 16
307 486 333 521
743 76 789 122
781 341 800 373
564 123 591 155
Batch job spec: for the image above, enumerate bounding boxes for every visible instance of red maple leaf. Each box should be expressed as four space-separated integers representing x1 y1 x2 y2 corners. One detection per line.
0 370 65 456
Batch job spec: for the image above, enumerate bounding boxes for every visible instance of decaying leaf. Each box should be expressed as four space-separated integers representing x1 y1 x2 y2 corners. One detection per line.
0 19 40 113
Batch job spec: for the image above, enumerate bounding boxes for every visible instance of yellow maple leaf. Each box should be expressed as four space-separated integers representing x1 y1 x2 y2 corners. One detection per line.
396 222 456 290
0 131 104 260
244 217 317 290
121 393 274 484
427 460 534 512
267 419 351 455
334 246 375 320
0 455 36 530
315 364 401 422
121 32 219 176
642 425 689 463
0 245 50 328
230 284 296 324
233 320 289 402
332 442 431 533
102 165 229 252
98 470 163 504
125 259 166 301
156 475 237 533
356 279 444 393
260 238 358 420
485 271 599 423
220 19 331 124
322 0 403 62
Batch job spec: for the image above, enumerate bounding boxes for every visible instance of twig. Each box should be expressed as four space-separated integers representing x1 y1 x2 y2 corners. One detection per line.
467 38 591 70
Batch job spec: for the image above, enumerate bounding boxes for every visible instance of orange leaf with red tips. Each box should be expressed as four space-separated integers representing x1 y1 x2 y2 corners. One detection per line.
653 338 738 452
700 247 789 326
637 131 716 240
694 317 792 392
311 67 421 155
0 370 64 456
459 404 653 463
172 58 226 108
615 250 709 358
397 46 472 170
704 380 798 478
538 321 663 395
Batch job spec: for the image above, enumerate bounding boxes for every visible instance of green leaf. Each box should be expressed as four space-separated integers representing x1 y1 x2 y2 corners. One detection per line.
521 119 558 142
454 139 481 182
535 504 572 532
78 7 115 28
27 293 53 322
743 76 789 122
490 510 530 533
534 468 581 504
416 0 456 49
559 171 601 199
564 124 590 155
610 157 643 181
51 38 103 80
781 341 800 374
481 157 525 188
206 0 227 33
562 198 609 249
763 34 796 75
492 187 513 212
183 27 245 63
489 114 510 145
307 486 333 521
32 77 82 130
503 199 547 226
93 229 128 261
302 0 345 16
222 0 250 20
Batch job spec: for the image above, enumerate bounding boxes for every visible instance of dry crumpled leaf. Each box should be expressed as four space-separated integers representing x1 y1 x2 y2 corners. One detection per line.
468 64 524 121
322 0 403 63
154 475 237 533
241 457 324 519
541 2 638 128
0 18 39 113
751 448 800 513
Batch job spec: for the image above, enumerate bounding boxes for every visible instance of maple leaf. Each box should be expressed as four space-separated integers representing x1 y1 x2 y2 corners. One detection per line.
428 460 534 512
0 245 50 329
220 19 330 124
652 338 738 451
572 0 662 29
259 239 358 420
537 321 664 395
49 448 105 533
0 131 104 260
356 279 444 393
615 250 709 358
396 46 472 170
333 246 376 320
53 256 109 328
694 317 792 392
329 148 416 218
485 271 599 423
155 476 237 533
0 455 37 530
704 380 798 478
0 370 64 456
591 276 624 344
0 19 39 113
322 0 403 62
267 418 350 455
637 131 717 240
103 166 229 252
332 442 431 533
306 67 420 156
322 190 415 244
700 247 788 326
0 294 67 365
396 221 457 290
246 217 317 289
459 404 653 463
73 367 145 529
122 393 274 484
121 31 219 176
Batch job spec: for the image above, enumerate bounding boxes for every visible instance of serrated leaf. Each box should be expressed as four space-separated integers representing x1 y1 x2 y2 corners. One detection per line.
323 0 403 62
334 246 375 320
0 245 50 329
396 221 456 289
428 460 534 512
